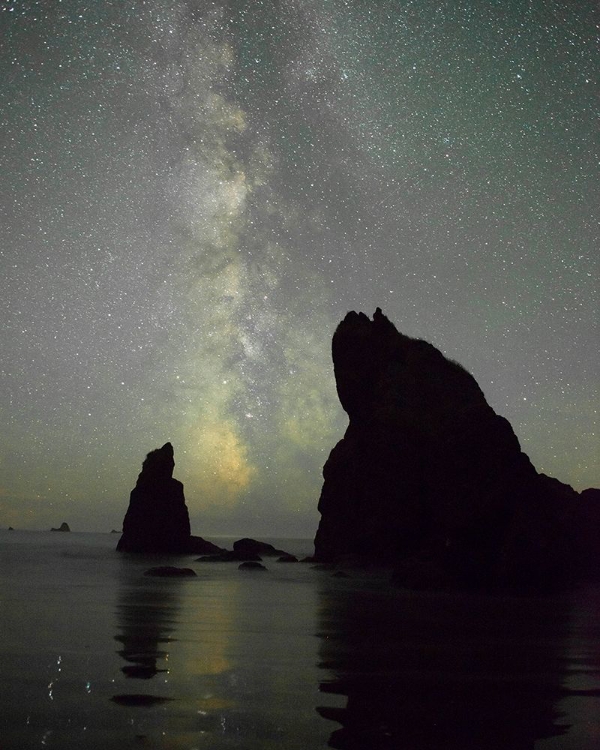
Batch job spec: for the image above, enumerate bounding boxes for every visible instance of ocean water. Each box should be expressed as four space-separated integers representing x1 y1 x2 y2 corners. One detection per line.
0 530 599 749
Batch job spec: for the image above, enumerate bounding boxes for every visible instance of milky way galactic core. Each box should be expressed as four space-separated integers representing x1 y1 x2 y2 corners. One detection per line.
1 1 597 533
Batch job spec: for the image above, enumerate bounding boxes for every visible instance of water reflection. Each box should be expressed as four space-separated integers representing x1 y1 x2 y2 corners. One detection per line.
110 560 248 749
111 560 329 748
112 561 184 705
316 576 573 749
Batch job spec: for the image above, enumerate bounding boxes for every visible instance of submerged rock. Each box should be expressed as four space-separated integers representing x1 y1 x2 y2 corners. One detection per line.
314 309 599 590
188 535 226 555
277 554 299 563
51 522 70 532
196 551 263 563
233 538 289 557
117 442 224 555
144 566 196 577
238 561 267 571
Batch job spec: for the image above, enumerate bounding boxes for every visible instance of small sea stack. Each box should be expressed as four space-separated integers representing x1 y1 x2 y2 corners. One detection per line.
51 522 70 532
117 442 223 555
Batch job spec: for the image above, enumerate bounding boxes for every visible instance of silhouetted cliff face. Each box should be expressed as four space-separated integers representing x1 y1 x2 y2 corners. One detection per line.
314 309 595 590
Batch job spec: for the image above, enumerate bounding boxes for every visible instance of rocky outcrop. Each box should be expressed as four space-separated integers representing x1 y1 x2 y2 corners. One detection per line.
117 442 224 555
314 309 598 590
195 539 293 563
232 538 289 557
51 522 70 532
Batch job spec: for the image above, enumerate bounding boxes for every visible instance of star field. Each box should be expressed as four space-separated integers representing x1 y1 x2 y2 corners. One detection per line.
0 0 597 534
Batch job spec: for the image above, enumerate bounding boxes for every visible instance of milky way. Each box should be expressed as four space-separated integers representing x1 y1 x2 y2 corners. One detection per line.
1 0 597 534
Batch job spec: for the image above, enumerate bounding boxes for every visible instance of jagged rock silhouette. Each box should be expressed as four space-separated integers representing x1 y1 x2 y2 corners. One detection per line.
117 442 223 555
314 309 598 590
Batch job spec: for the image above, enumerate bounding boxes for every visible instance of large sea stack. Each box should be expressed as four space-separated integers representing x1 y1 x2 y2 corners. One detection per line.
314 309 599 590
117 442 222 555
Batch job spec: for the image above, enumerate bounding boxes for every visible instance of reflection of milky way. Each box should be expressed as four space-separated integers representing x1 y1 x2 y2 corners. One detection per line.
0 1 597 534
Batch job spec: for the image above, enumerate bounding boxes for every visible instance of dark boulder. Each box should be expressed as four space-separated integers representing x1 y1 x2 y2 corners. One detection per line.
233 538 289 557
51 522 70 532
238 561 267 570
196 551 263 563
187 536 225 555
117 442 225 555
277 554 299 563
314 309 599 590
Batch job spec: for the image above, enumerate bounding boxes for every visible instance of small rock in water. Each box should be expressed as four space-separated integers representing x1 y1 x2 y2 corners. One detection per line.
277 554 299 563
238 561 267 571
51 522 70 532
196 551 263 563
233 538 289 557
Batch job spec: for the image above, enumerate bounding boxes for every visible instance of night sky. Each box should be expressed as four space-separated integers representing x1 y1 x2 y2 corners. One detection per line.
1 0 598 536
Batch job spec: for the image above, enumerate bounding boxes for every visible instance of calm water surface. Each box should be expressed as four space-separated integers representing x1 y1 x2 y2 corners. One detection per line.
0 530 599 749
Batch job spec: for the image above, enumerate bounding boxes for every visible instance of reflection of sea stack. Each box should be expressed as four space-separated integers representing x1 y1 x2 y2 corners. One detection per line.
316 575 570 748
314 309 599 589
114 572 180 681
51 522 70 532
117 442 222 555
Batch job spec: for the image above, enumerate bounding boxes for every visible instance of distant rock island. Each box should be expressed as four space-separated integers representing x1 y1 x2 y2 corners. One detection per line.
314 309 599 590
51 522 70 532
116 442 223 555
